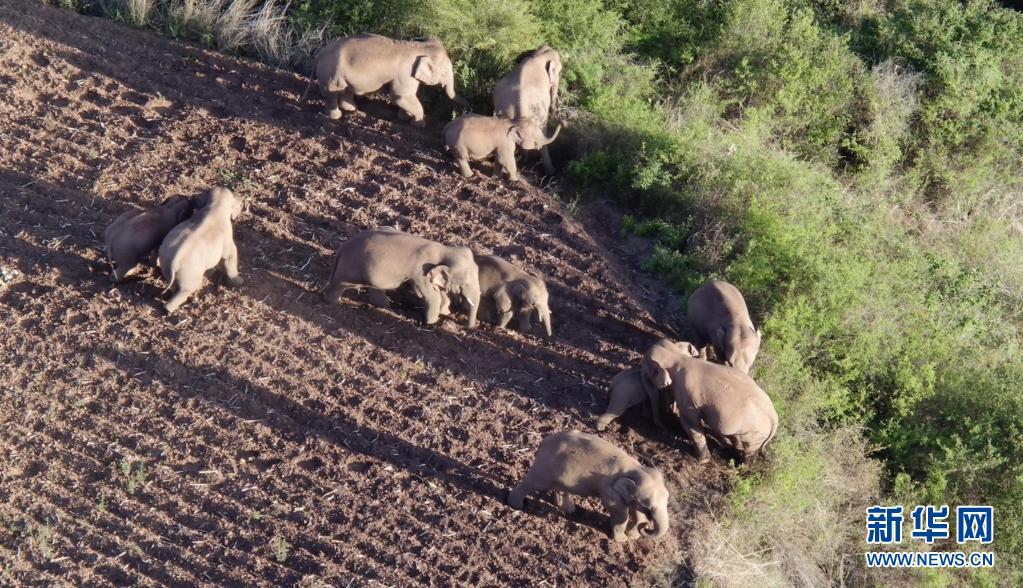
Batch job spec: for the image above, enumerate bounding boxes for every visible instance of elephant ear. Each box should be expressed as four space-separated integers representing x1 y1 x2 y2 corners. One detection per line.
644 360 672 389
508 281 529 306
678 341 700 358
412 55 435 83
427 265 451 292
507 124 524 144
546 57 561 108
611 476 638 504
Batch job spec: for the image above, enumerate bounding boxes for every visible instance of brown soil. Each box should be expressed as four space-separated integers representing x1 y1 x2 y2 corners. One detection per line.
0 2 727 585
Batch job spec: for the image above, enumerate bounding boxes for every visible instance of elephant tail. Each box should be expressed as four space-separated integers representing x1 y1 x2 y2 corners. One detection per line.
318 247 342 295
757 411 779 457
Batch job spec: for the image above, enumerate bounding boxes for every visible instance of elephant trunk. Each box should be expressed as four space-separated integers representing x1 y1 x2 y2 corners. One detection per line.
641 505 670 540
541 124 562 146
539 307 552 338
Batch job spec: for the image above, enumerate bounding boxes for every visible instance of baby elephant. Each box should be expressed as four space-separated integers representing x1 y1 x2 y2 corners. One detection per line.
595 367 673 431
104 196 196 282
642 339 778 463
687 280 761 374
158 187 243 314
509 430 670 543
443 114 561 181
476 254 552 336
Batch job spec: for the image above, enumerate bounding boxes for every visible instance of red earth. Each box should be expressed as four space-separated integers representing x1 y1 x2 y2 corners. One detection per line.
0 1 727 585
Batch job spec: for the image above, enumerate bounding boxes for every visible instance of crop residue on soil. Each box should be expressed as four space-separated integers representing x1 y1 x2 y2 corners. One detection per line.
0 1 726 585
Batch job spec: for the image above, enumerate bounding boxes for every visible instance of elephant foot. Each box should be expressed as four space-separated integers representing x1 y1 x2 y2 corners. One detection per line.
612 532 630 543
326 109 342 120
627 528 642 540
595 415 612 431
411 119 426 129
340 101 357 112
228 276 244 287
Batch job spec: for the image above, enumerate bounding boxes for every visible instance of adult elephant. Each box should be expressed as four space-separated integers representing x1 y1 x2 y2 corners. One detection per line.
311 34 468 125
641 339 778 462
493 45 562 172
320 228 481 328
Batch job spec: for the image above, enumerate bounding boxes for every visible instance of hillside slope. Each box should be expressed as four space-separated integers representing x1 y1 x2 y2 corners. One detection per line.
0 1 725 585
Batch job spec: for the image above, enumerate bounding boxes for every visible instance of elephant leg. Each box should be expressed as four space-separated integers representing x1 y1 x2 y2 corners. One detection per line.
164 273 201 314
423 291 442 325
681 414 711 463
367 288 390 308
393 94 425 127
339 87 357 111
323 281 358 304
625 505 647 539
599 486 633 543
455 150 473 178
555 491 575 515
324 91 343 120
496 148 519 182
508 471 547 510
516 310 533 333
596 382 643 432
540 145 555 173
222 242 243 287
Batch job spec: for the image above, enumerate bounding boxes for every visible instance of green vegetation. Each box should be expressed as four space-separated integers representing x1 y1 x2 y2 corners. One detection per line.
48 0 1023 583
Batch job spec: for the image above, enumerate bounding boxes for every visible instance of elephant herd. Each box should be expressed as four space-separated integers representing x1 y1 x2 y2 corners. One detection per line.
99 32 779 546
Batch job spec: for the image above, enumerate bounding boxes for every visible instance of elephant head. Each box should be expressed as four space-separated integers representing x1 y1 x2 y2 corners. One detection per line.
412 39 466 106
538 45 562 110
642 339 700 390
610 467 670 540
509 118 561 152
712 324 761 374
158 195 198 224
510 280 552 337
424 250 480 328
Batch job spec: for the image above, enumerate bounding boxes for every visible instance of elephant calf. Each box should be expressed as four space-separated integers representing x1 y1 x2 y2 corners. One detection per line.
508 430 669 543
104 196 196 282
687 280 761 374
643 339 778 462
158 187 243 314
595 366 673 431
475 254 552 336
443 115 560 182
320 228 481 327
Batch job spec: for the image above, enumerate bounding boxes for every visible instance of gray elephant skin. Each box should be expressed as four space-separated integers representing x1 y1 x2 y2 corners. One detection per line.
158 187 243 314
443 115 560 181
596 366 673 431
312 34 466 125
475 254 552 336
687 280 761 374
493 46 562 172
320 228 481 327
508 430 670 543
642 339 778 463
104 195 196 282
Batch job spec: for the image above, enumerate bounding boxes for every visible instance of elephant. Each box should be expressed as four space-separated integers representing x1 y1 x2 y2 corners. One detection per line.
508 430 670 543
686 280 761 374
474 254 552 336
310 34 467 126
443 115 561 182
641 338 778 463
493 46 562 172
320 228 481 327
104 195 196 282
595 366 673 431
158 187 243 314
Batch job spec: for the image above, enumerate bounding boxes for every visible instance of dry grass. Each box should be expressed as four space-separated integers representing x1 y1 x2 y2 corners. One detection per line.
145 0 325 68
689 427 883 587
102 0 157 26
